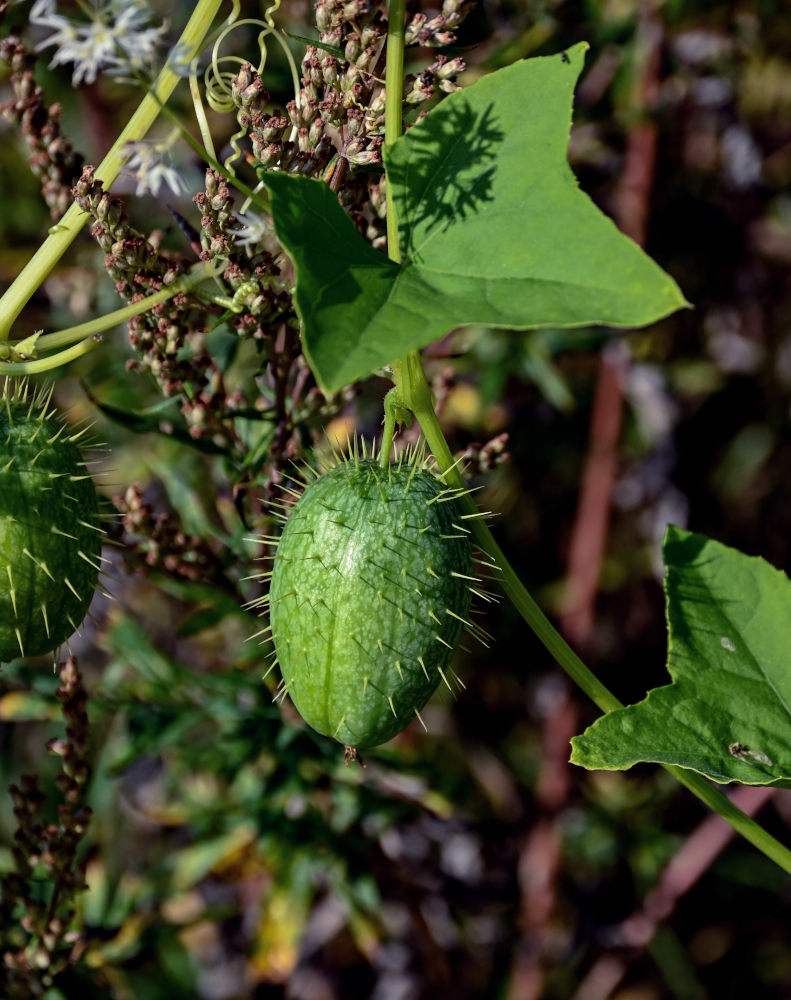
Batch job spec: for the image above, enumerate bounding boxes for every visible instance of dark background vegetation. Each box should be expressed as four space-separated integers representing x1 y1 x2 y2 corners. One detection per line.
2 0 791 997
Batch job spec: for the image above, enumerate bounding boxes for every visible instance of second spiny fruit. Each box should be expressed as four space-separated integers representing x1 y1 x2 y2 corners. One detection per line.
0 385 102 659
268 453 474 749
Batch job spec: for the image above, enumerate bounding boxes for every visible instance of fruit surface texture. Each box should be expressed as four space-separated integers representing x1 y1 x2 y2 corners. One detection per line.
269 456 474 748
0 390 101 659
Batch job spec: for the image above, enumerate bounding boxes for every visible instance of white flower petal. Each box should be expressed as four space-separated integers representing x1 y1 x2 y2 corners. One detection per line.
30 0 165 86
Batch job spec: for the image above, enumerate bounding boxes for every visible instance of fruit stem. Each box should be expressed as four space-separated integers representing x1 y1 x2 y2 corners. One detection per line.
0 0 225 341
380 387 413 467
380 390 399 468
402 354 621 714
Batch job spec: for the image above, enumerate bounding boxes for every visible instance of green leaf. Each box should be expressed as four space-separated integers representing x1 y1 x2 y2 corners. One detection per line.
571 527 791 784
264 171 400 391
265 43 688 394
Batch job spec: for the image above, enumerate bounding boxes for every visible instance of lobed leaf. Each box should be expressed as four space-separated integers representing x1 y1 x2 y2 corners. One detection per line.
571 527 791 784
266 43 688 393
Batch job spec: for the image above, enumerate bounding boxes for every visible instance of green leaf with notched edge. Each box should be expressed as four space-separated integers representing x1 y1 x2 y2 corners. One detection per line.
571 527 791 784
265 43 688 393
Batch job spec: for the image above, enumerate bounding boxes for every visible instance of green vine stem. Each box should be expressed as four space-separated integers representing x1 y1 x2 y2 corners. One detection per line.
379 387 412 467
0 0 225 341
381 0 791 874
36 262 219 353
0 262 220 377
384 0 406 266
0 334 104 375
403 348 791 875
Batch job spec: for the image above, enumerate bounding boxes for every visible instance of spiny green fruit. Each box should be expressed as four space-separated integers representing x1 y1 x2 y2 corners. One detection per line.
0 383 103 659
264 446 480 749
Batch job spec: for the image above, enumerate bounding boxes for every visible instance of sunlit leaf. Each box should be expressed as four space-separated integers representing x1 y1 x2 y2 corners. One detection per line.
571 527 791 784
266 43 687 393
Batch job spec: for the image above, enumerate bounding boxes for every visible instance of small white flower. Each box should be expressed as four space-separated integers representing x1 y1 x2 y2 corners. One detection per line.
107 5 167 73
234 212 269 254
45 22 122 85
124 141 187 198
31 0 167 86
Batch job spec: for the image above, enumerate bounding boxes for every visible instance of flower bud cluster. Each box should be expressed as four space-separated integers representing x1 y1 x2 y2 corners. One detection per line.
227 0 470 252
0 29 84 219
193 169 295 342
297 0 468 235
404 54 466 103
230 63 333 176
194 167 239 261
115 484 223 583
304 4 389 167
314 0 377 36
230 0 392 178
404 0 475 47
461 432 511 474
72 166 237 443
0 658 92 997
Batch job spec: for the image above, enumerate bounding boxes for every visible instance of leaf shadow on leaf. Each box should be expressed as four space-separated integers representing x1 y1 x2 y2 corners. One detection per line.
267 48 688 394
399 100 504 258
665 531 708 562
